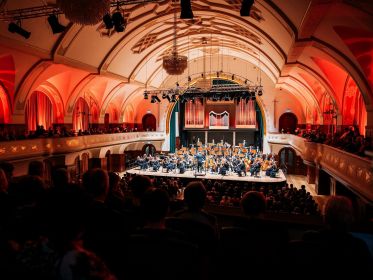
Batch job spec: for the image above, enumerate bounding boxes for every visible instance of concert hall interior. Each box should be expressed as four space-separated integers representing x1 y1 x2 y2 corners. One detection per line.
0 0 373 278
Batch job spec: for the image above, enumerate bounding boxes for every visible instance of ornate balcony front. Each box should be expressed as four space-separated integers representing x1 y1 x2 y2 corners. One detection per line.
0 132 166 161
267 133 373 202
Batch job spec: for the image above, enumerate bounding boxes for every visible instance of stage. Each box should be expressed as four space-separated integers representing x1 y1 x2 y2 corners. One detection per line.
125 168 287 184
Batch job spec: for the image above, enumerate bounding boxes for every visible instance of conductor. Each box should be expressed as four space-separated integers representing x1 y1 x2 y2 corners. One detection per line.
195 152 204 173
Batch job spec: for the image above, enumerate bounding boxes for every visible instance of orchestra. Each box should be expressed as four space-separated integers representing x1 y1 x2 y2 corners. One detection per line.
135 141 279 178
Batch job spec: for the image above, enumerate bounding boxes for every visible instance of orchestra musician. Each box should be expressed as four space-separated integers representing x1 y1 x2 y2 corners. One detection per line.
131 142 279 178
195 151 204 173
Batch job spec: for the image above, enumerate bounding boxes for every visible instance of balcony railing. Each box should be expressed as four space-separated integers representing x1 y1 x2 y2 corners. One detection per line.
0 131 166 161
267 133 373 202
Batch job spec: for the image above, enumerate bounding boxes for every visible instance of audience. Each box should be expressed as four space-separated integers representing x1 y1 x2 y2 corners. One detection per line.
0 164 371 280
294 125 372 158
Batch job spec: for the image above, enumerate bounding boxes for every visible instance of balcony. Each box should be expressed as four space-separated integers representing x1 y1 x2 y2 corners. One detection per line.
0 131 166 161
267 133 373 202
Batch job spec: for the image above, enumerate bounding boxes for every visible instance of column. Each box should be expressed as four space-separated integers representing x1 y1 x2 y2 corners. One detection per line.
330 177 336 196
233 131 236 146
109 154 125 172
306 165 316 184
315 165 330 195
205 131 208 145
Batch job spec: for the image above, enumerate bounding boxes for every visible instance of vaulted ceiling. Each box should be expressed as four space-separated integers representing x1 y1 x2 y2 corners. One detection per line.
0 0 372 128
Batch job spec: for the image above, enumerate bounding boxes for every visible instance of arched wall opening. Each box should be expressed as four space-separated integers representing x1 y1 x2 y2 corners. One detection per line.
142 113 157 131
279 112 298 134
25 91 53 131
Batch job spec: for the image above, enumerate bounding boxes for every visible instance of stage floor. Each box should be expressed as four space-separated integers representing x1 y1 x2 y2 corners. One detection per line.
125 168 286 183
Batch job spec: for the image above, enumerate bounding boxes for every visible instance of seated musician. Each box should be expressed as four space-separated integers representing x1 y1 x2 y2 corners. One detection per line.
250 159 261 177
219 159 230 176
152 159 160 171
265 161 278 177
236 159 247 177
178 159 186 174
167 158 176 173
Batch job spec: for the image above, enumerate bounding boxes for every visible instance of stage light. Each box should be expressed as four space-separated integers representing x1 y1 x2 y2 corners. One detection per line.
257 88 263 96
180 0 194 19
188 76 191 82
103 13 114 29
217 71 220 77
240 0 254 17
170 94 177 102
8 22 31 39
231 74 235 80
47 14 66 34
144 91 149 99
112 11 126 32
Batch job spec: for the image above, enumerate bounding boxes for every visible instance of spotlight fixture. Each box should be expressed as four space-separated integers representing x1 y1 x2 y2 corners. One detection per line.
231 74 235 80
188 76 192 82
112 11 126 32
47 14 66 34
144 91 149 99
217 71 220 77
102 13 114 29
8 22 31 39
257 88 263 96
180 0 194 19
240 0 254 17
150 95 161 103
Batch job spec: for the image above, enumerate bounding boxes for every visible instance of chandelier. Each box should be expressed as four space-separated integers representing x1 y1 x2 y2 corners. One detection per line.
162 1 187 75
57 0 110 25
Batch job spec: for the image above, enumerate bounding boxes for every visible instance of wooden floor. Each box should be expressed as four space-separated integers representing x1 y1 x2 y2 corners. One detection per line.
286 174 328 214
125 167 287 183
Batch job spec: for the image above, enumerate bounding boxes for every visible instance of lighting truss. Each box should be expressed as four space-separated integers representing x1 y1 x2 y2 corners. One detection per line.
144 83 263 103
0 0 164 21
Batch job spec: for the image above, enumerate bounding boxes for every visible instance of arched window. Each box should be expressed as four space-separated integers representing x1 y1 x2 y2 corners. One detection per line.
25 91 53 131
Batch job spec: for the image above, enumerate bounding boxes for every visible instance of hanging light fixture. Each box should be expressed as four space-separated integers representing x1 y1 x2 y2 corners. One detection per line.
162 1 188 75
57 0 110 25
193 37 212 91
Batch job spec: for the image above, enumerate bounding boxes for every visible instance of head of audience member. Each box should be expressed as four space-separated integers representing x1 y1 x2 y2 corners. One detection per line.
28 160 44 178
52 168 69 189
324 196 354 232
84 168 109 203
240 191 266 218
0 168 8 193
0 161 14 182
141 188 170 228
108 172 121 192
183 181 207 211
128 175 153 205
10 175 46 207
